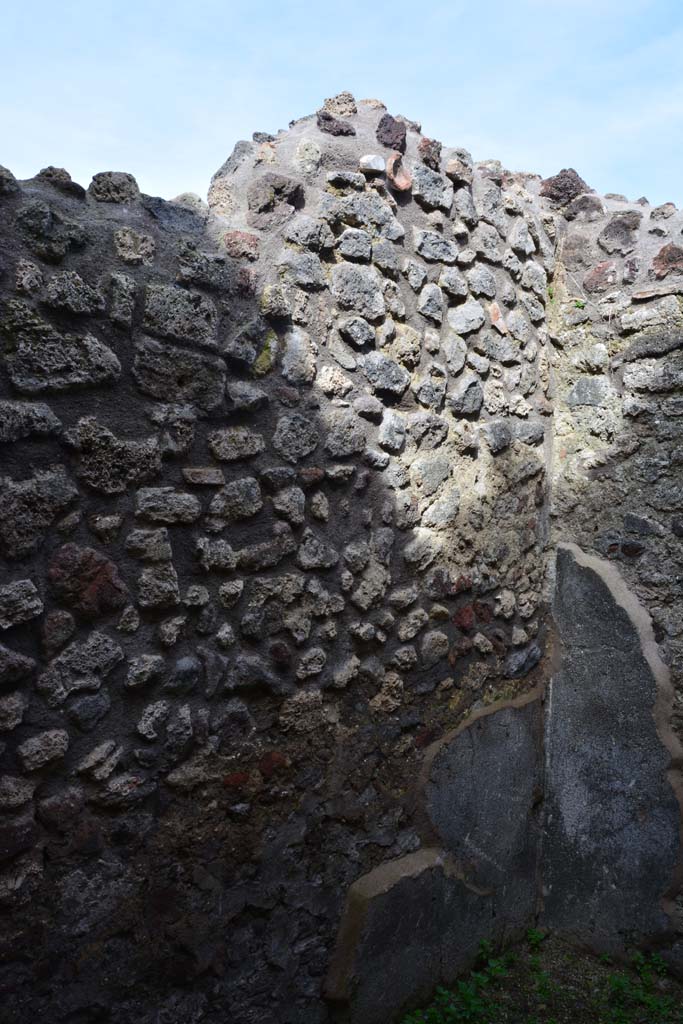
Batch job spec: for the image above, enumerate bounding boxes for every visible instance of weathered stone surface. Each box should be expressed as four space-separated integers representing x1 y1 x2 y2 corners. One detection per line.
3 89 683 1024
0 400 61 443
446 299 485 336
1 300 120 393
133 337 226 411
143 284 218 349
135 487 201 524
376 113 406 153
272 413 319 462
414 228 458 263
37 632 124 706
544 547 681 947
540 168 589 205
137 564 181 609
48 544 128 619
317 109 356 136
0 580 43 630
65 417 161 494
411 164 453 212
18 729 69 771
598 210 642 254
0 467 77 558
209 477 263 520
88 171 140 203
208 427 265 462
330 263 386 321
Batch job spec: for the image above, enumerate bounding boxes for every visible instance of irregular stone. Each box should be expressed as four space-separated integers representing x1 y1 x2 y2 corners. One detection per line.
18 729 69 771
386 152 412 192
566 376 616 407
45 270 104 314
88 171 140 203
272 486 306 525
273 413 319 463
598 211 642 255
364 352 411 397
652 243 683 280
209 478 263 520
135 487 201 523
466 265 496 298
0 688 26 739
0 581 43 630
114 227 155 265
221 230 260 260
330 263 386 321
583 260 618 293
0 401 60 445
565 193 605 222
378 410 406 453
282 327 318 383
278 249 326 289
376 113 406 153
137 565 181 609
125 654 166 689
421 629 449 667
208 427 265 462
16 199 87 263
325 410 366 457
411 164 453 212
294 140 322 175
0 776 34 811
133 337 226 412
417 283 444 323
540 168 589 205
447 299 485 335
143 284 217 349
283 215 334 251
64 417 161 495
37 632 124 707
297 529 340 570
0 643 35 688
317 109 356 136
414 229 458 264
0 467 77 558
448 374 484 416
1 300 120 394
246 173 303 230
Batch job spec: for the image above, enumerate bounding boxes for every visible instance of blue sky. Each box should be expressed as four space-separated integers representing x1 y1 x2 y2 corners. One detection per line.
2 1 682 205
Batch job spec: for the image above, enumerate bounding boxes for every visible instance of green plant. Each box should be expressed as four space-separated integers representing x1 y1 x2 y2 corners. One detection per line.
526 927 545 952
574 299 586 309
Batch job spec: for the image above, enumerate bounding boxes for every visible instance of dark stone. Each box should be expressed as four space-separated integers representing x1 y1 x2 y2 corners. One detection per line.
88 171 140 203
540 168 590 205
598 211 642 255
0 467 77 558
417 137 442 170
48 543 129 619
36 165 86 199
67 691 111 732
652 243 683 280
504 643 541 678
0 642 35 688
16 199 88 262
376 113 407 153
316 110 356 136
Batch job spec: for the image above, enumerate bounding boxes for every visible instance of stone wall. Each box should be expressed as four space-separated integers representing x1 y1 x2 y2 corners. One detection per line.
0 92 681 1023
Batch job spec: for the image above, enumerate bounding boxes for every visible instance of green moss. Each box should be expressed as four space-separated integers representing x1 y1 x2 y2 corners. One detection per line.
251 329 278 377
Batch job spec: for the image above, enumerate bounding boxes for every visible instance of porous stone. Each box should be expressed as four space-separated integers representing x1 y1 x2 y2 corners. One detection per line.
88 171 140 203
0 580 43 630
18 729 69 771
330 263 386 321
0 467 77 558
